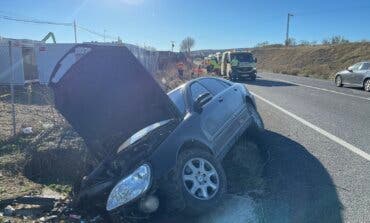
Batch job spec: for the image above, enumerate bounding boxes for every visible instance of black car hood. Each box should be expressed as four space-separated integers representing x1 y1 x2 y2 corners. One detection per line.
49 44 179 159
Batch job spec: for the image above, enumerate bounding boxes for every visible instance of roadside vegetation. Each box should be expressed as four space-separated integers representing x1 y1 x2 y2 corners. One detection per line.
253 37 370 79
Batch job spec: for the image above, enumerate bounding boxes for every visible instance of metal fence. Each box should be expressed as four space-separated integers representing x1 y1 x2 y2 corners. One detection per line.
0 40 60 141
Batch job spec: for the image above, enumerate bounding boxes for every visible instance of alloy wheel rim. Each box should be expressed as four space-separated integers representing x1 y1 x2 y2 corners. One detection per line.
336 76 341 85
182 157 219 200
366 80 370 91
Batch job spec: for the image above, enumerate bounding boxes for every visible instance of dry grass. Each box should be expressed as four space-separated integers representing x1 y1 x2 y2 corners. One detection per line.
253 42 370 79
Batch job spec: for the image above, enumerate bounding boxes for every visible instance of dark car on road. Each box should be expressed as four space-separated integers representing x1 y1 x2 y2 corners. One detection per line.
335 61 370 91
49 44 264 220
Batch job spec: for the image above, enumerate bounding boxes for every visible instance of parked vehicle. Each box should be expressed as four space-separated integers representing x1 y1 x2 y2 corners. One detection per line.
220 51 257 81
335 61 370 92
50 44 264 219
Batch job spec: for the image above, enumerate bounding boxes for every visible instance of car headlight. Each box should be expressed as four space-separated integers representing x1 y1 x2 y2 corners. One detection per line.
106 164 151 211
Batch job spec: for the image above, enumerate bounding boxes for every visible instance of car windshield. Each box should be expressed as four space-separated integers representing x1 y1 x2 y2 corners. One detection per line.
230 53 254 62
168 88 186 115
0 1 369 223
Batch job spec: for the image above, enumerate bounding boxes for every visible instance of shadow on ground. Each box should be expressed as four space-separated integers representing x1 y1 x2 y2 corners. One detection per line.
237 78 296 87
152 130 342 223
258 130 343 223
342 85 366 91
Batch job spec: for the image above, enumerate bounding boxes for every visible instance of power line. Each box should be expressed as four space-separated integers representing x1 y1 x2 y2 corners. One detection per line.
0 14 72 26
77 25 117 41
0 13 119 42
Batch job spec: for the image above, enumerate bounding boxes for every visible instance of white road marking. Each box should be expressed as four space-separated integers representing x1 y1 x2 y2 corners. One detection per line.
262 75 370 101
251 91 370 161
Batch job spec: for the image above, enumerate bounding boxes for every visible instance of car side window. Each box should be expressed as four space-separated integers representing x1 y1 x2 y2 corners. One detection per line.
190 82 211 101
199 78 229 95
350 63 362 71
360 63 370 70
168 89 186 115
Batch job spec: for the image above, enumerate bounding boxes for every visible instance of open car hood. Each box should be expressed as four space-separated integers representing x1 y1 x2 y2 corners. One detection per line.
49 44 179 159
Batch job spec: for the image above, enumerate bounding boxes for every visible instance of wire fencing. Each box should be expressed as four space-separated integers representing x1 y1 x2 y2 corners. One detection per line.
0 40 61 141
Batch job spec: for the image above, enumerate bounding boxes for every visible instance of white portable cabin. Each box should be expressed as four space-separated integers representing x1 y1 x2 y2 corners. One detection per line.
1 40 160 85
0 40 38 85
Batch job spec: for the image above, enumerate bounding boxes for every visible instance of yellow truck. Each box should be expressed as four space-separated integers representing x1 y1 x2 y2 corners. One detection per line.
220 51 257 81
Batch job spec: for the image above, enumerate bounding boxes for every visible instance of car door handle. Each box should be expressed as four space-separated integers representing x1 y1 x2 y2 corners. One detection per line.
233 88 238 91
218 97 224 102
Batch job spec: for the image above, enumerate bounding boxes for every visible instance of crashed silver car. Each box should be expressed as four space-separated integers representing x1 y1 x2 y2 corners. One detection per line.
49 44 264 220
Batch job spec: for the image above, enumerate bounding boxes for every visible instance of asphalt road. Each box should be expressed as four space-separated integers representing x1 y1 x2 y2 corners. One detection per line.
245 72 370 223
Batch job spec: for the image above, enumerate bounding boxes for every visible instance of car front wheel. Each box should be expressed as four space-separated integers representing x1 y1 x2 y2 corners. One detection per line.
335 75 343 87
168 148 226 215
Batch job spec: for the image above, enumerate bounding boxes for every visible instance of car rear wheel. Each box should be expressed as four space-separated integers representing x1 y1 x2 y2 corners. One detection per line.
364 79 370 92
335 75 343 87
167 148 226 215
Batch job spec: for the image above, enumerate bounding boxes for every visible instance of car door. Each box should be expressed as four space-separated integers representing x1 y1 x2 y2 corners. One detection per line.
346 63 362 84
190 82 228 143
198 78 245 153
353 62 370 85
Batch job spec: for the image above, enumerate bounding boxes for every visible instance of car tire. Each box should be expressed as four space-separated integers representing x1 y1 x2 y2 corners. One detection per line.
364 79 370 92
250 74 256 81
167 148 226 216
245 102 264 139
228 71 234 81
335 75 343 87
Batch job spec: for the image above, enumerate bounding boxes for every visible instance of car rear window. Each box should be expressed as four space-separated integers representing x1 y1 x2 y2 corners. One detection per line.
199 78 229 95
361 63 370 70
168 89 186 115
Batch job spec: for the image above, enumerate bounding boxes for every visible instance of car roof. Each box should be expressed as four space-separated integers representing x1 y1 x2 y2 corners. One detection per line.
168 76 233 95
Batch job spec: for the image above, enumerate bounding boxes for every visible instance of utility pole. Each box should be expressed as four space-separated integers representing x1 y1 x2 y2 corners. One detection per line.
73 20 77 43
285 13 293 46
171 41 175 52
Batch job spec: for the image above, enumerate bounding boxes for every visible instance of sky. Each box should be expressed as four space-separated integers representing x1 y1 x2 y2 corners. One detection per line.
0 0 369 51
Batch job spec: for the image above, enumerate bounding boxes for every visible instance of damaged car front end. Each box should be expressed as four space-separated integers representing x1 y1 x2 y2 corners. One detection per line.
49 44 182 216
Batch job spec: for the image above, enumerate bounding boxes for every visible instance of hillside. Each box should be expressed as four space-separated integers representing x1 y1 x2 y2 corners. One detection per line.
252 42 370 79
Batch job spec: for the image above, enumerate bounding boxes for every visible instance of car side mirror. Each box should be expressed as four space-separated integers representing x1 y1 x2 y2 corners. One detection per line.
193 92 212 113
254 57 257 63
347 67 353 72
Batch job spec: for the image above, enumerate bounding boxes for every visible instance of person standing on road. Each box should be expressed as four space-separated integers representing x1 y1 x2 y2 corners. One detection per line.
176 62 184 77
230 56 239 67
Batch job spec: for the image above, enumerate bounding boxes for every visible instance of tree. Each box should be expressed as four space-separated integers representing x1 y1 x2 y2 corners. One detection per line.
256 41 270 47
322 36 349 45
285 38 296 46
180 37 195 53
322 38 330 45
299 40 310 46
330 35 349 44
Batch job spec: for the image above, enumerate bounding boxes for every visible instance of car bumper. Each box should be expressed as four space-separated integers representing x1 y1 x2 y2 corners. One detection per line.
233 71 257 79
